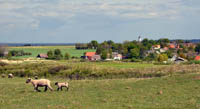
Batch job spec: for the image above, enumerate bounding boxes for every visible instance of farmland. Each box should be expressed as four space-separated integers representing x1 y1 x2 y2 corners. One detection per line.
1 45 200 109
1 73 200 109
8 46 95 58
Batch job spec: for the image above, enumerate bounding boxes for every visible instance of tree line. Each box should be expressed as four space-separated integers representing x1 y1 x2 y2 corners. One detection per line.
76 39 200 62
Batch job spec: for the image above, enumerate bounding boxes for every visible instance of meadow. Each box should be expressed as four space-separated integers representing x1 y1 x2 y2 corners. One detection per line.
8 46 95 58
1 73 200 109
1 46 200 108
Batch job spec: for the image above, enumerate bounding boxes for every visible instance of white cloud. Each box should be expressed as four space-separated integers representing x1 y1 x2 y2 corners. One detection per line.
0 0 199 30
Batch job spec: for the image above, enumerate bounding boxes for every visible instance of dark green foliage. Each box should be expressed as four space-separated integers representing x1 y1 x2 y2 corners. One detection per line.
47 49 63 60
90 40 98 49
130 48 140 58
195 43 200 53
9 50 32 57
101 50 108 60
47 50 53 58
75 43 88 49
157 54 168 62
64 52 70 60
145 53 157 61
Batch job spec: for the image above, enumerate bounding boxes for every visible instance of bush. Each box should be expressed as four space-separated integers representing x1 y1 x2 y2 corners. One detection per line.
64 52 70 60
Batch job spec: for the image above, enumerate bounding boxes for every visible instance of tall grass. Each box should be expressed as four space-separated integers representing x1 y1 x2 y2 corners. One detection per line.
0 61 200 79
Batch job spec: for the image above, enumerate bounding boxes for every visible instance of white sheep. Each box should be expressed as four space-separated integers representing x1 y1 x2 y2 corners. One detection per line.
55 82 69 91
8 73 13 78
34 76 38 79
1 74 5 78
26 78 53 92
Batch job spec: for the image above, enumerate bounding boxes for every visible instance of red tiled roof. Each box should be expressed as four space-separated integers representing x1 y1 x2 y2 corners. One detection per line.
85 52 96 57
37 54 48 58
195 56 200 61
169 44 175 48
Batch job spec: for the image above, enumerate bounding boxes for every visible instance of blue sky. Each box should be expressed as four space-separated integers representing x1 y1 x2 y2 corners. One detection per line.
0 0 200 43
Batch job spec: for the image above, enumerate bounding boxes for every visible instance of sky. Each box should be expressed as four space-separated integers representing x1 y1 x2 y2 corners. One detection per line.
0 0 200 43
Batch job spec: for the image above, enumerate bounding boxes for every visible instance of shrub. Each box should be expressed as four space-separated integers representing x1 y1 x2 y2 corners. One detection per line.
64 52 70 60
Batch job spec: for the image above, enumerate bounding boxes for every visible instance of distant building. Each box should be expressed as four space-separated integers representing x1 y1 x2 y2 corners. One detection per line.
91 55 101 61
152 45 161 50
195 56 200 61
37 54 48 58
84 52 99 60
138 36 142 42
168 44 176 49
112 52 122 60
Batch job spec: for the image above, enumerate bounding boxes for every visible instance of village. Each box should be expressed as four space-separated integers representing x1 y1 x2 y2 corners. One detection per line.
1 37 200 64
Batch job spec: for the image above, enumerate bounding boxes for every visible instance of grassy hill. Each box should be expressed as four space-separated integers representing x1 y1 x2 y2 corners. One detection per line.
0 73 200 108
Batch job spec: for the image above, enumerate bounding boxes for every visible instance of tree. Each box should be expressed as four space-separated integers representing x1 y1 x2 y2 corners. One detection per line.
157 54 168 62
64 52 70 60
145 53 157 61
54 49 62 56
90 40 98 49
54 49 63 60
130 48 140 59
47 50 53 58
195 43 200 53
101 50 108 60
179 53 187 59
6 52 12 59
166 50 173 58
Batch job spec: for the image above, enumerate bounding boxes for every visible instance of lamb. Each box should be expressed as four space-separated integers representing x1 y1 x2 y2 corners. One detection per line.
55 82 69 91
26 78 53 92
8 73 13 78
1 74 5 78
34 76 38 79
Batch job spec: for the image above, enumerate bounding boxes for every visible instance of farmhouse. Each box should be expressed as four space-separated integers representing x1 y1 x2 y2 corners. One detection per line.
91 55 101 61
83 52 101 60
37 54 48 58
152 45 161 50
112 52 122 60
195 56 200 61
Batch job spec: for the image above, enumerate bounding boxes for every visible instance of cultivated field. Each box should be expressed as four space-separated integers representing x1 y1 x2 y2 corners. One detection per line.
1 73 200 109
8 46 95 58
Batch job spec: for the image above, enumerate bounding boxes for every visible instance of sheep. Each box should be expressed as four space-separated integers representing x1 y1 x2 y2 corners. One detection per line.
34 76 38 79
1 74 5 78
55 82 69 91
26 78 53 92
8 73 13 78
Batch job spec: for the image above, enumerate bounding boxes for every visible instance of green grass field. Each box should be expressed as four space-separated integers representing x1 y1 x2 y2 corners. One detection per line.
1 73 200 109
8 46 95 58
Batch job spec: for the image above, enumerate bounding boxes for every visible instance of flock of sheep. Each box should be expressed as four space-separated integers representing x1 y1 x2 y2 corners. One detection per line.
2 73 69 92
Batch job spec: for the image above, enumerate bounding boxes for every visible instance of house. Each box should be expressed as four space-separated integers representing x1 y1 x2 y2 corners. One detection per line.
112 52 122 60
163 47 169 50
183 43 196 48
152 45 161 50
168 44 175 49
160 48 166 53
84 52 96 60
195 56 200 61
3 51 8 57
91 55 101 61
37 54 48 58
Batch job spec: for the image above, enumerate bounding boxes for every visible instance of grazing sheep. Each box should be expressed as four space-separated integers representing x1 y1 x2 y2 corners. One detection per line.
1 74 5 78
55 82 69 91
8 73 13 78
34 76 38 79
26 78 53 92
